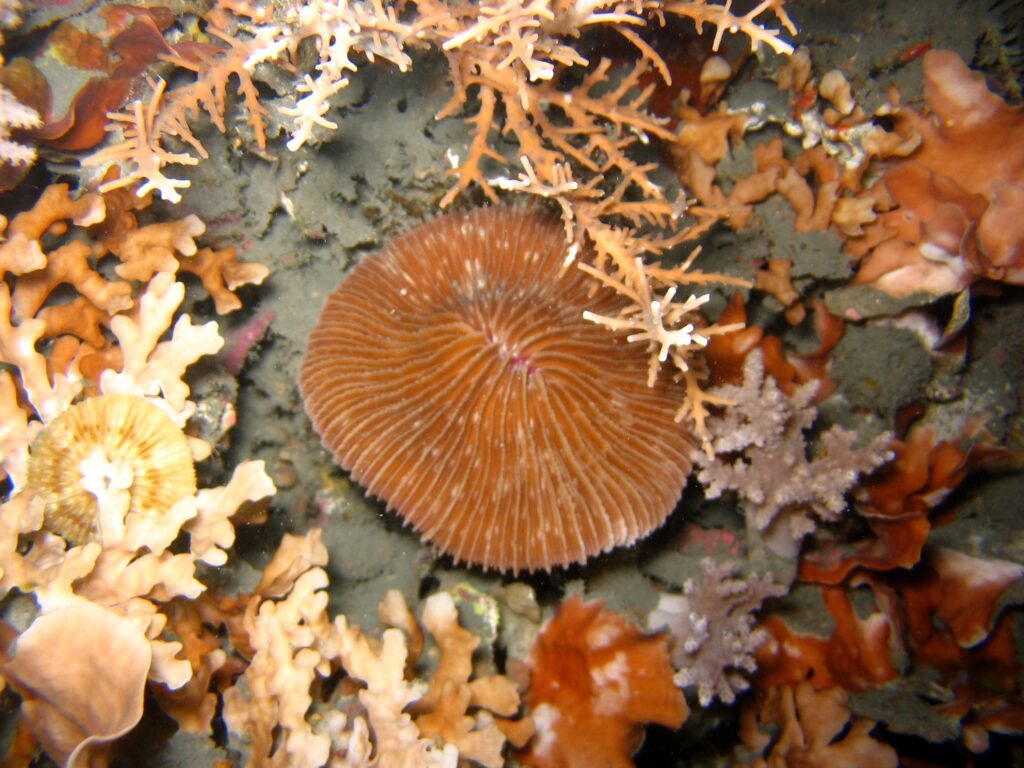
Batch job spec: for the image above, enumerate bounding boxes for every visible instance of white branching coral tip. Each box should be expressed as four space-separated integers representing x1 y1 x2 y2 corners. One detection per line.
581 258 714 378
280 73 345 151
490 156 579 197
641 288 712 363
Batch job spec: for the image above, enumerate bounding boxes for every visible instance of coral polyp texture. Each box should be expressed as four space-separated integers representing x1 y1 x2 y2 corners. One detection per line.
2 0 1024 765
26 394 197 544
300 206 694 572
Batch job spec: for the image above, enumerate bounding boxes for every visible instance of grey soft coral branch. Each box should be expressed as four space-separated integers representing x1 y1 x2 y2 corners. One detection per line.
692 350 892 558
649 558 785 706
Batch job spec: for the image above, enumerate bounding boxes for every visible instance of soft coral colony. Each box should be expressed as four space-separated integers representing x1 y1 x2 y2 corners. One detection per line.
1 0 1023 767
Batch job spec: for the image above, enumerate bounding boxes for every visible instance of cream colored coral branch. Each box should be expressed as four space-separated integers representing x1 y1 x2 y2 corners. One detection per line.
581 257 741 381
0 283 80 422
100 272 223 420
83 78 199 204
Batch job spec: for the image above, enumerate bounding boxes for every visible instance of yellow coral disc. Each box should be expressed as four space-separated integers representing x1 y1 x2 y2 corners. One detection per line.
26 395 197 544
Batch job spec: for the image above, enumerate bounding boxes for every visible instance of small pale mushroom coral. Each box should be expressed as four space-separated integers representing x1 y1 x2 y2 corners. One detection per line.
1 599 152 768
25 394 196 545
521 596 687 768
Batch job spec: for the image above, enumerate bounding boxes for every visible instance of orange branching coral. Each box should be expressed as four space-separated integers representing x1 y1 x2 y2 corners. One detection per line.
738 682 898 768
0 182 268 438
179 245 273 314
521 596 686 768
69 0 797 210
84 78 200 204
0 179 275 766
80 0 278 199
433 0 794 204
0 182 258 474
154 598 244 734
579 249 748 445
221 532 337 767
669 105 776 230
81 0 428 195
0 181 267 398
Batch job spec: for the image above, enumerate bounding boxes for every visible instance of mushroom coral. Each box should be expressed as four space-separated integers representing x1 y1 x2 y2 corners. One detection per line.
300 206 694 573
26 394 196 544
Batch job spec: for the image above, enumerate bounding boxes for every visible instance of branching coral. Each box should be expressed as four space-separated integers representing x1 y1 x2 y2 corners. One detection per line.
579 250 748 444
412 592 529 767
0 180 274 766
648 558 785 706
223 530 528 767
693 350 892 558
77 0 795 210
427 0 794 203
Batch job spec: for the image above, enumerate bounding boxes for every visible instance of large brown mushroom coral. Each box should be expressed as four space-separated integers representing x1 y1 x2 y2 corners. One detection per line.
300 206 694 572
